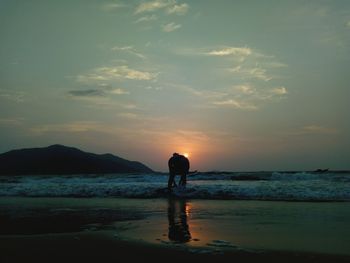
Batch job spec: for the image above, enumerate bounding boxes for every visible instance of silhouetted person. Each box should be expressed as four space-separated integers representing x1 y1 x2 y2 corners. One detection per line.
167 198 191 243
168 153 190 190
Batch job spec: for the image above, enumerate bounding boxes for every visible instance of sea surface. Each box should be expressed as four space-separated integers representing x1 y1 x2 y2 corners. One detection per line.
0 171 349 201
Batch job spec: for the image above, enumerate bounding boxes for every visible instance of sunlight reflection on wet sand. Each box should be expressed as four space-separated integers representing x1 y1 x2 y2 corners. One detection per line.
113 199 350 255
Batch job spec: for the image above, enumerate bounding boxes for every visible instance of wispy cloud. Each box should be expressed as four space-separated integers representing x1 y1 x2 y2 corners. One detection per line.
263 61 288 68
30 121 107 135
134 0 189 16
69 89 104 97
68 87 129 98
110 88 130 95
0 89 26 103
118 112 139 119
162 22 181 32
0 118 23 126
134 14 158 23
234 84 255 95
167 81 287 111
101 2 127 12
171 44 288 110
228 65 272 81
212 99 258 110
166 3 189 15
346 20 350 28
77 65 157 83
284 125 340 136
203 46 287 78
301 125 339 135
111 46 146 59
233 84 288 101
145 86 163 91
183 86 227 99
202 46 257 63
270 87 288 95
249 67 272 81
135 0 173 14
164 82 227 99
206 47 252 57
120 103 139 109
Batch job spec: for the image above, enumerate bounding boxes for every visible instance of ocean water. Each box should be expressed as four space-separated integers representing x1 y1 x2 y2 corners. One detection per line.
0 171 349 201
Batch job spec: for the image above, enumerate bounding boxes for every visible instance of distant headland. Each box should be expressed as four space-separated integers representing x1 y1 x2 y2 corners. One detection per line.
0 144 153 175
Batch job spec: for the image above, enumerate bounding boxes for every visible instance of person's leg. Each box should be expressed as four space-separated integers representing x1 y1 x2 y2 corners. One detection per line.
168 173 175 190
179 174 187 186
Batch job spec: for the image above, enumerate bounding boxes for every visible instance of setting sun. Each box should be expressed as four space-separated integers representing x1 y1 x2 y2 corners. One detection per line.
183 153 189 158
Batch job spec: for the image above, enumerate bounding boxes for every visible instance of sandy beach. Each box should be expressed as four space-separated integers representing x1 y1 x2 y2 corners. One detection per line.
1 197 350 263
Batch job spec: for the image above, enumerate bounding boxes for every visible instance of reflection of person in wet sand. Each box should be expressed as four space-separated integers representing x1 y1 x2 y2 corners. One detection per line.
167 198 191 243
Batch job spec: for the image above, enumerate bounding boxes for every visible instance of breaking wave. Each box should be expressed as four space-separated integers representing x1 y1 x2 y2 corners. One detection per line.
0 171 349 201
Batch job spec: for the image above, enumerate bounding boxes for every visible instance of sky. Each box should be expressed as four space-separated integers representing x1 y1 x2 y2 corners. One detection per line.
0 0 350 172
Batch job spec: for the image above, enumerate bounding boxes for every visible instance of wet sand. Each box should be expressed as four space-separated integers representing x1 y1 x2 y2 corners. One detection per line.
1 197 350 262
2 231 350 263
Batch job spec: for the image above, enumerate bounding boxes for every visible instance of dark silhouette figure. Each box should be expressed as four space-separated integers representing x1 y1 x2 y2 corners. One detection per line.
167 198 191 243
168 153 190 190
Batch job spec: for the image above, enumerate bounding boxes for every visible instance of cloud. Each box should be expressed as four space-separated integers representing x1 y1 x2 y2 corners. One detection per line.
68 89 104 97
166 82 285 111
30 121 141 137
67 91 135 110
111 46 146 59
110 88 129 95
145 86 163 91
212 99 258 110
184 87 227 99
164 83 227 99
134 0 189 17
31 121 102 134
166 3 189 15
101 3 127 11
135 0 173 14
283 125 340 137
162 22 181 32
175 130 209 142
249 67 272 81
69 87 129 97
206 47 252 57
234 84 255 95
228 66 272 81
118 112 139 119
134 14 158 23
264 62 288 68
203 46 255 63
0 118 23 126
301 125 339 135
0 89 26 103
206 83 287 110
270 87 288 95
204 46 286 81
77 66 157 83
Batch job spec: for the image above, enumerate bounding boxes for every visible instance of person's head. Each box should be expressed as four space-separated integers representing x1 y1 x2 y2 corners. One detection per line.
173 152 179 157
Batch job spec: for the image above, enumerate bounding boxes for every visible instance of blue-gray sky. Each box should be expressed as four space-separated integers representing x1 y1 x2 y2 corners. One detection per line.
1 0 349 171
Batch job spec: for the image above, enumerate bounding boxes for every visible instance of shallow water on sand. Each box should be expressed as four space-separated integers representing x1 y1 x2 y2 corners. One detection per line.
1 197 350 255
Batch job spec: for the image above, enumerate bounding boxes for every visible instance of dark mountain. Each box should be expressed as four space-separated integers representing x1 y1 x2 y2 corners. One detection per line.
0 144 153 175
